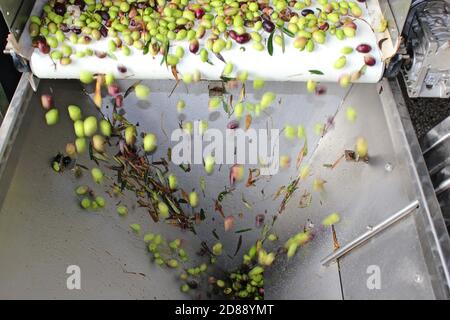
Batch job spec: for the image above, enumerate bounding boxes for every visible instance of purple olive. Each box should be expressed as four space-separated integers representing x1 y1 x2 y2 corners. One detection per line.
356 43 372 53
319 22 329 31
255 214 265 228
108 84 120 96
227 120 239 129
115 95 123 108
71 27 82 35
194 8 205 19
189 40 199 53
41 94 54 110
34 37 50 54
315 85 327 95
118 65 127 73
39 41 50 54
262 20 275 33
343 21 357 30
235 33 251 44
364 55 376 66
228 30 238 40
59 23 70 33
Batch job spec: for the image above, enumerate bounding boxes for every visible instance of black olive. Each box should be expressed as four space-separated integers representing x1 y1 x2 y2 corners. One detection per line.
63 156 72 167
54 3 67 16
74 0 86 9
99 25 108 37
96 10 110 21
262 20 275 33
301 9 314 16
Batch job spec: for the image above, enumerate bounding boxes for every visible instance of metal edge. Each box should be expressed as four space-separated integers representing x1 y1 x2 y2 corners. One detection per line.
379 77 450 299
0 0 35 39
421 116 450 155
0 73 36 180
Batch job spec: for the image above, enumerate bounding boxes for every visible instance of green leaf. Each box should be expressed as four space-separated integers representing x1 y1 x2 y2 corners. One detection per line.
309 69 324 75
160 41 169 66
281 27 295 38
165 196 181 215
222 98 231 116
220 76 235 83
267 32 274 56
143 39 152 55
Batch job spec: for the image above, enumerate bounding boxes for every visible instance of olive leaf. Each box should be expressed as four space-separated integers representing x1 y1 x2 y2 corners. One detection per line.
267 31 274 56
309 69 324 75
220 76 235 83
143 38 152 55
281 27 295 38
235 228 252 234
234 235 243 256
160 41 169 66
214 52 226 64
212 229 220 240
222 98 231 117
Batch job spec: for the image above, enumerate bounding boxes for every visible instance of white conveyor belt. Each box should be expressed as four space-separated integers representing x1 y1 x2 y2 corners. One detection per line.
29 2 384 82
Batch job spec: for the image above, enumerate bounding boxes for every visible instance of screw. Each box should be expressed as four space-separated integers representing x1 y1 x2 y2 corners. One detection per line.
414 274 423 283
385 162 393 172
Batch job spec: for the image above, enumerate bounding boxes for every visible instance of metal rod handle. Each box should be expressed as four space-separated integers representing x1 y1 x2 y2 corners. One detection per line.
321 200 420 266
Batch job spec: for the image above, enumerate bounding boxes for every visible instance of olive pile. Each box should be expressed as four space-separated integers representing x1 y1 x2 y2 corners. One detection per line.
30 0 375 82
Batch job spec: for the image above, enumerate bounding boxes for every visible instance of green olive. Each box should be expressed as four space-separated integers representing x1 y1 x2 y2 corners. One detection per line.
45 109 59 126
68 105 82 121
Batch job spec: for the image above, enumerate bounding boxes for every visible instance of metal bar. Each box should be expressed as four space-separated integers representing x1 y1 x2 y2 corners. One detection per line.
436 178 450 196
321 200 420 266
422 132 450 155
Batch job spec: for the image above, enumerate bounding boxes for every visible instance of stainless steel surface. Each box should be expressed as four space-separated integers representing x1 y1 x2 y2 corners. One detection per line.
421 116 450 234
267 79 449 299
321 200 420 266
402 0 450 98
0 0 35 38
388 0 414 38
0 76 449 298
379 78 450 298
330 79 450 300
